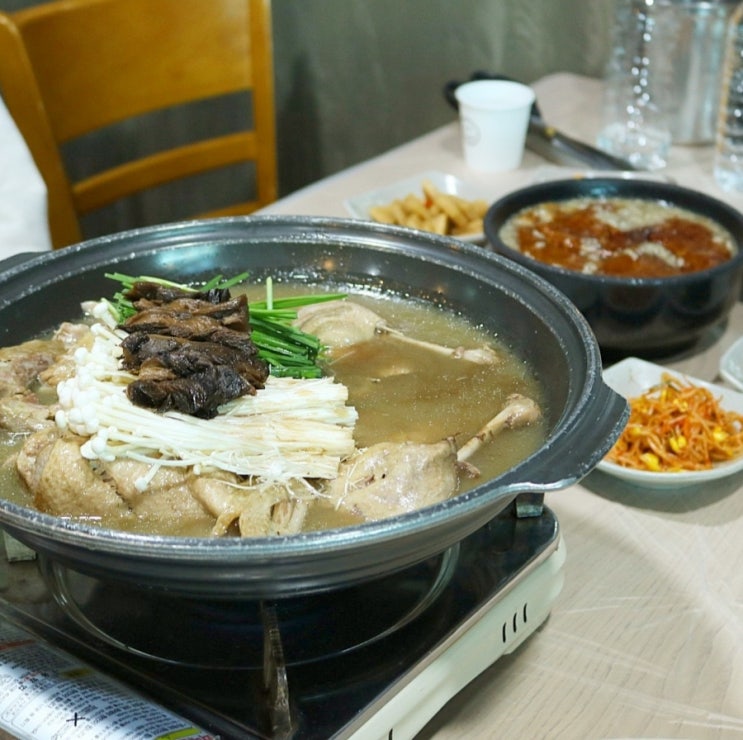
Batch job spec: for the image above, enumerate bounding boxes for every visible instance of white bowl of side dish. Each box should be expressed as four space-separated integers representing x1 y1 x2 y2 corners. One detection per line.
597 357 743 488
344 170 487 243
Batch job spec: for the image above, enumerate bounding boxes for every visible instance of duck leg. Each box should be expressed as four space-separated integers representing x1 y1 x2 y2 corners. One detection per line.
294 300 498 364
457 393 541 463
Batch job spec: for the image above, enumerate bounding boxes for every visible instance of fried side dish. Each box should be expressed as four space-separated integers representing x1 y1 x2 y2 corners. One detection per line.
607 372 743 472
368 179 488 238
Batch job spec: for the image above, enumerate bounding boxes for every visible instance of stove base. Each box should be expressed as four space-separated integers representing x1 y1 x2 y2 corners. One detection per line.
0 504 563 739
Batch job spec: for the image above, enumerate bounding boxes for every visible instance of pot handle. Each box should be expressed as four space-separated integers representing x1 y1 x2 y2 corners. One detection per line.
498 383 629 493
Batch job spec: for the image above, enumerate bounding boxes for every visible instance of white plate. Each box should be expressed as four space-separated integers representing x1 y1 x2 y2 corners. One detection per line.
597 357 743 489
720 336 743 392
343 170 486 243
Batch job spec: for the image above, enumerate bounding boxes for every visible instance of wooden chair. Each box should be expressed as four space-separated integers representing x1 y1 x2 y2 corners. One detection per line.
0 0 277 249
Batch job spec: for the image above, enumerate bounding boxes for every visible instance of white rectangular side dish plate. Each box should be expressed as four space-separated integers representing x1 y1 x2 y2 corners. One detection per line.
343 170 486 243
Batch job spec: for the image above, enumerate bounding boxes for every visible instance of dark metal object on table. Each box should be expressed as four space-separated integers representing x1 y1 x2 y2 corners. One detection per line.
443 71 637 171
514 491 544 519
261 603 293 739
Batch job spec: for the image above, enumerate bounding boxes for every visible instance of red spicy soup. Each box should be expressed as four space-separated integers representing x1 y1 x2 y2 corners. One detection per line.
497 197 736 278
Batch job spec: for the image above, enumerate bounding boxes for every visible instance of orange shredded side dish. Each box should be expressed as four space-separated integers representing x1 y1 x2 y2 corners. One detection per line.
607 372 743 472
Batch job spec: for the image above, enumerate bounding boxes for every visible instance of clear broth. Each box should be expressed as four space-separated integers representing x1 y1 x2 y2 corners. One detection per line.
0 286 547 535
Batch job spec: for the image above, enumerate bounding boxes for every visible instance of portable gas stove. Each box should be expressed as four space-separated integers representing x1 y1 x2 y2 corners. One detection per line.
0 494 564 740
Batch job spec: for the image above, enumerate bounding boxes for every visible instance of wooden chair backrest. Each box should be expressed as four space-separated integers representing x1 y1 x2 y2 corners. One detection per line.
0 0 277 248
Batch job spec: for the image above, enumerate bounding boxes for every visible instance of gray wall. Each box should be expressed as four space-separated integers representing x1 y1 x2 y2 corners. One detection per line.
273 0 611 193
1 0 611 239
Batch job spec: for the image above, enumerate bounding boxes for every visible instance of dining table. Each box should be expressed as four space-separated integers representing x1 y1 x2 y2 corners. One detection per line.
2 71 743 739
259 72 743 739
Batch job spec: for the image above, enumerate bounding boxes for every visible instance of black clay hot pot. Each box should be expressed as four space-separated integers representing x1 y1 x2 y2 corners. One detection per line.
484 178 743 358
0 217 627 599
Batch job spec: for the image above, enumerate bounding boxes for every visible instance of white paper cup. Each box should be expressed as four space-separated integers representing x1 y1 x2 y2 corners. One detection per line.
454 80 535 172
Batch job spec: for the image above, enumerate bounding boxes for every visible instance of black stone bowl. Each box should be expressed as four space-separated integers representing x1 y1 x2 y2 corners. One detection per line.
483 177 743 359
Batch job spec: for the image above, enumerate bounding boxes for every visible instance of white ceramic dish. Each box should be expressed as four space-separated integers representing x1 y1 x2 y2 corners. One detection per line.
344 170 486 243
720 336 743 392
597 357 743 489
